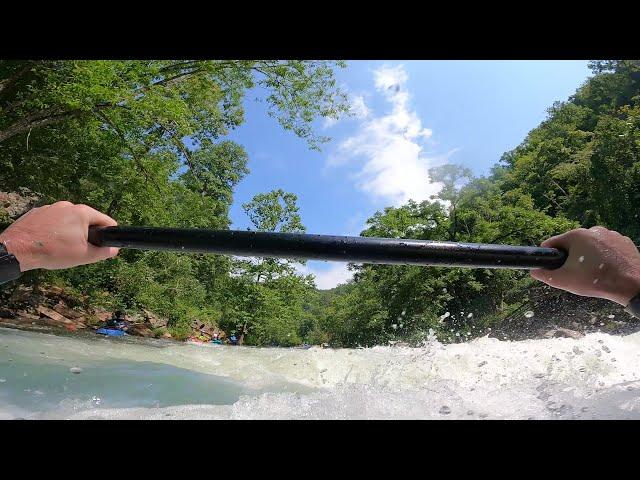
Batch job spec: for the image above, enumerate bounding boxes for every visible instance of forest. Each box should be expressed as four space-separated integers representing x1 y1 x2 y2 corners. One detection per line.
1 60 638 346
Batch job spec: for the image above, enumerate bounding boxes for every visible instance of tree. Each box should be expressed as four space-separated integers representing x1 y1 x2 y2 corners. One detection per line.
219 189 314 346
0 60 349 344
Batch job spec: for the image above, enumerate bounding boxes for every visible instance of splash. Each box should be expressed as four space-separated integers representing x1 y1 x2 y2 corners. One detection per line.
1 327 640 419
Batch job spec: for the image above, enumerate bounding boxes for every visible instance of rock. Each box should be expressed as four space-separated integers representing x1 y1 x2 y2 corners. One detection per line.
0 189 43 219
52 302 85 320
143 309 167 328
161 332 173 339
554 327 584 339
7 285 31 302
69 367 83 374
36 306 73 325
16 310 40 321
127 324 155 338
93 311 111 323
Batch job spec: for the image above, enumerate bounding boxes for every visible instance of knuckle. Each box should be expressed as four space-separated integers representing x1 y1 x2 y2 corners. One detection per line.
54 200 74 207
74 204 93 213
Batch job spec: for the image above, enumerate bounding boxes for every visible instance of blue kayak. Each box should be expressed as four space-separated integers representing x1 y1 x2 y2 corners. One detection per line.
96 328 126 337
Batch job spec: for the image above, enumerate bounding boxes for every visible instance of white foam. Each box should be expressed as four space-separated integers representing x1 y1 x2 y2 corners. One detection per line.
2 327 640 419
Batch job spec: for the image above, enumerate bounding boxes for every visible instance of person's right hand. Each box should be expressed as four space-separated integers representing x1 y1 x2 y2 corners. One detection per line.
0 201 119 272
530 226 640 306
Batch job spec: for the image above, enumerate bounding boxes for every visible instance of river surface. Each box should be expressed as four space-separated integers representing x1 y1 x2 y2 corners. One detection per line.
2 326 640 419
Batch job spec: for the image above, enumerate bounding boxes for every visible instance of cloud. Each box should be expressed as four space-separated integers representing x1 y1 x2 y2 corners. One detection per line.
323 94 370 129
330 64 444 206
350 95 370 119
296 261 354 290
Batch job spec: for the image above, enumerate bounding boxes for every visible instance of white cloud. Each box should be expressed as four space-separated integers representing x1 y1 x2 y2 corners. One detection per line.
350 95 370 119
330 64 444 206
296 261 354 290
323 94 370 129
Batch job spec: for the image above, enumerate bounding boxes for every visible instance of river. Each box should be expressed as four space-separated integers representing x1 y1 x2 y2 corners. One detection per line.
2 326 640 419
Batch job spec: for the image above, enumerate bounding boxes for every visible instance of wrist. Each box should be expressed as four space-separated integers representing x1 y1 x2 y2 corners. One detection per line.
608 271 640 306
0 231 36 272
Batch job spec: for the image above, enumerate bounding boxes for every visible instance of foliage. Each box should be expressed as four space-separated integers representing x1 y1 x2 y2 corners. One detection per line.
2 59 638 346
0 60 347 343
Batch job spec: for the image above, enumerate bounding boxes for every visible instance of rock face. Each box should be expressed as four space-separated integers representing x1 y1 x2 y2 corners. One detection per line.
0 282 228 343
0 189 44 222
0 284 172 339
144 309 167 328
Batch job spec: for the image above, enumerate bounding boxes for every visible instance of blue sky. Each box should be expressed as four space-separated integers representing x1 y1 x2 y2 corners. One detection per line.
225 60 592 289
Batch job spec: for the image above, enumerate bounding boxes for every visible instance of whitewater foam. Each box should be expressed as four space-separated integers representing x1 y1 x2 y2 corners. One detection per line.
2 327 640 419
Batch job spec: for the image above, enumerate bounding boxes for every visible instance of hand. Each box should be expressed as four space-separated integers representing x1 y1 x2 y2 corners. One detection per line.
0 201 119 272
531 226 640 306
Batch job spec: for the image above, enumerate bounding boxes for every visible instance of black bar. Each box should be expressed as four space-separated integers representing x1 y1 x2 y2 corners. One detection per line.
88 226 567 270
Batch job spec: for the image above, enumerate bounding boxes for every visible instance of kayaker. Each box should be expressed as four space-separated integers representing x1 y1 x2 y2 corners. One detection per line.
104 311 130 331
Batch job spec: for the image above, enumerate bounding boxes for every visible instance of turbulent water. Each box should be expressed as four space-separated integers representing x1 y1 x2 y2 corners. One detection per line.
2 326 640 419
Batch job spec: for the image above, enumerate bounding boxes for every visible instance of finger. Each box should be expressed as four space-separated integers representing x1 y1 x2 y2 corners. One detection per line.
540 231 573 249
85 244 120 264
75 204 118 228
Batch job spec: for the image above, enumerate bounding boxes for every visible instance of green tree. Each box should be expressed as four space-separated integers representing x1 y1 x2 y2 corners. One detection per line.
0 60 349 344
220 189 314 346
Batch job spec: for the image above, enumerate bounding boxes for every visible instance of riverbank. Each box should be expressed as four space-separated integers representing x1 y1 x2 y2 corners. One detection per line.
2 281 640 348
0 283 181 341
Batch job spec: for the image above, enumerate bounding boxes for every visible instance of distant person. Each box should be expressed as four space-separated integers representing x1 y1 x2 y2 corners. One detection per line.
531 226 640 318
105 311 129 331
229 335 238 346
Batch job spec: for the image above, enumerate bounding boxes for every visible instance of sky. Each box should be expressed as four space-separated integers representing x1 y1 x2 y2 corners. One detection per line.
224 60 592 289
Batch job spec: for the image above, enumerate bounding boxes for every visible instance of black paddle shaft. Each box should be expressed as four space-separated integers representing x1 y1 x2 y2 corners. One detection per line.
88 226 567 270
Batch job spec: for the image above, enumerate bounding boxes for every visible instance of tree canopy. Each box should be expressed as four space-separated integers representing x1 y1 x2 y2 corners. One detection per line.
2 60 638 346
